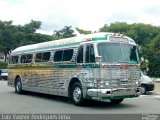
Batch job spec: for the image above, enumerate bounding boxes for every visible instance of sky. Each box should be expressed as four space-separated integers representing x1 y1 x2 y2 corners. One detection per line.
0 0 160 35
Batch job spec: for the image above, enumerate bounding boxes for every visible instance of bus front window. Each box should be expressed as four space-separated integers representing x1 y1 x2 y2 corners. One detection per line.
98 43 139 64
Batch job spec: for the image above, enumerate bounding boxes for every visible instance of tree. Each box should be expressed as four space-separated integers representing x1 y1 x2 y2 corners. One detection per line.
0 20 17 61
143 34 160 77
127 23 159 45
53 26 75 39
75 27 91 34
0 20 52 62
21 20 42 34
62 26 74 38
100 22 130 34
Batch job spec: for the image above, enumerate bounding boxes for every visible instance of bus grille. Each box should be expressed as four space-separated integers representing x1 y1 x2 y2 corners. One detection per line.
100 65 140 86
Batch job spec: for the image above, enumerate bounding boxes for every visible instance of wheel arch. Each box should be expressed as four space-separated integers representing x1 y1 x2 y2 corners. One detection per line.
141 84 148 91
68 77 81 98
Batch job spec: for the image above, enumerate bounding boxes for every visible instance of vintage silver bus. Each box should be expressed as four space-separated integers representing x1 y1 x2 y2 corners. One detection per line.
8 32 141 106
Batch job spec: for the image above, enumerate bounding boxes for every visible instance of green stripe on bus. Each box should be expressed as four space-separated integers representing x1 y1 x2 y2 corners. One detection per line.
92 37 107 41
8 64 100 69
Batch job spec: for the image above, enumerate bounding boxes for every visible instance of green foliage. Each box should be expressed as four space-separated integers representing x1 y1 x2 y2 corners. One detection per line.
0 20 17 61
53 26 75 39
0 20 52 62
100 22 130 34
143 34 160 77
23 20 42 34
0 61 7 69
75 27 91 34
128 23 159 45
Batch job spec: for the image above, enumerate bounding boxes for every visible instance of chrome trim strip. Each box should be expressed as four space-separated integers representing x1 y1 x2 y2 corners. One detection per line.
87 87 140 98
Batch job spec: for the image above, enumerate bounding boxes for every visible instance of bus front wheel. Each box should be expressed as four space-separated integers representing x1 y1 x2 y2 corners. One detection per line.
15 77 23 94
71 82 84 106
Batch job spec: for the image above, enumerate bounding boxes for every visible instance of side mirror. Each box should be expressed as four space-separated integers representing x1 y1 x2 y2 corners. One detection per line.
95 56 101 64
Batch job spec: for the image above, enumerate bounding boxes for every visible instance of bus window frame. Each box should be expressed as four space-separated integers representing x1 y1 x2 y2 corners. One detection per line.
85 44 96 63
53 48 74 63
76 43 96 65
9 55 20 65
20 54 34 64
76 45 84 65
35 51 51 63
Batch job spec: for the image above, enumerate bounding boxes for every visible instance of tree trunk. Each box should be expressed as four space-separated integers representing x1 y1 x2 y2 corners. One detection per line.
4 52 8 62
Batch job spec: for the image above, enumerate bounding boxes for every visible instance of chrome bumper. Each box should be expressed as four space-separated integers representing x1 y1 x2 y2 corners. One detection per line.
87 87 140 98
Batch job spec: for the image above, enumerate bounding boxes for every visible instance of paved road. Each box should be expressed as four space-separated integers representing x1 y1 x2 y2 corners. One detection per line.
0 80 160 115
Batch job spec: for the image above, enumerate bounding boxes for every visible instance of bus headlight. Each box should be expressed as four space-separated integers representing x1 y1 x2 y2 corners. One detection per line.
105 81 110 86
135 81 140 86
135 81 138 85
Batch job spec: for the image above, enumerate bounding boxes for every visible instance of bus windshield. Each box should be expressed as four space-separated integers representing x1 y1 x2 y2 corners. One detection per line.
98 43 139 64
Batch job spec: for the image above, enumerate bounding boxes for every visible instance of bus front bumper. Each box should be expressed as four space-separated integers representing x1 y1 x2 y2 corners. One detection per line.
86 87 140 99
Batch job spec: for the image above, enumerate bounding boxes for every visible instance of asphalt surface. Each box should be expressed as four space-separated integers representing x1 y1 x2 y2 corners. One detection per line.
0 80 160 120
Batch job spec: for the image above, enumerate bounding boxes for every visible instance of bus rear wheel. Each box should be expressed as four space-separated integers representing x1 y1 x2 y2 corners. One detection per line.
15 77 23 94
71 82 84 106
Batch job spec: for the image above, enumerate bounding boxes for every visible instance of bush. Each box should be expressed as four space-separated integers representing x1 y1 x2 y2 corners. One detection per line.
0 61 7 69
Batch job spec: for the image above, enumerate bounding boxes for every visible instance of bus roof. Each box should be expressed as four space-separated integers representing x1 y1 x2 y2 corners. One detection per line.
11 32 136 55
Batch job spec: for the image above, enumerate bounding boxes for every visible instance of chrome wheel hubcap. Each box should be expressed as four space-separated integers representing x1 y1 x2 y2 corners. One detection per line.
73 87 81 102
16 81 21 92
140 87 145 94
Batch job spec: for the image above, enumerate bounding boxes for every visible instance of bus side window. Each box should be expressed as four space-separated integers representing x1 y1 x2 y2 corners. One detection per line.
20 54 33 63
27 54 33 63
35 52 50 63
62 49 73 61
21 55 26 63
10 56 19 64
85 44 95 63
35 53 43 62
42 52 51 62
77 46 83 63
54 50 63 62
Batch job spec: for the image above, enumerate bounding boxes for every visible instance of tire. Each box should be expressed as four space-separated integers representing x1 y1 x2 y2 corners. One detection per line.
15 77 23 94
110 98 124 104
140 85 147 95
71 82 84 106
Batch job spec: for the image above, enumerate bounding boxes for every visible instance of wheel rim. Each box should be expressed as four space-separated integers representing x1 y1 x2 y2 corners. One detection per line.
140 87 146 94
73 87 81 102
16 81 21 92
